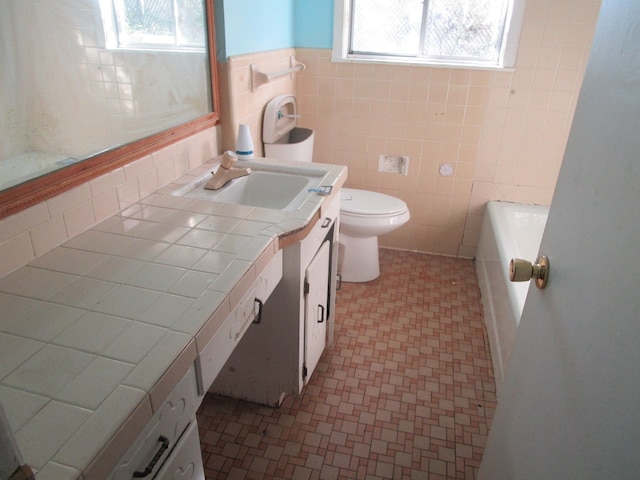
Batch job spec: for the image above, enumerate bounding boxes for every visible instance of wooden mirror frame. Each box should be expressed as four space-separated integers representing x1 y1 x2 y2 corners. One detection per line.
0 0 221 221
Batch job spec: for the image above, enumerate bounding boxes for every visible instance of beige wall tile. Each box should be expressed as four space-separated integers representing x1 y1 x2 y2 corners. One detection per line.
0 127 220 273
0 233 35 277
92 190 120 223
0 0 601 270
47 185 92 218
64 202 96 239
30 216 68 258
0 204 49 244
123 154 154 181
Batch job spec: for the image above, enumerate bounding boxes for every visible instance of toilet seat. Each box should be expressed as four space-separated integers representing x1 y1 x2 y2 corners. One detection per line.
340 188 408 217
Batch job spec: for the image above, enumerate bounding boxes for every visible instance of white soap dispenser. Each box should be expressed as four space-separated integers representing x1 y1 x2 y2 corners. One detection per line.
235 124 254 159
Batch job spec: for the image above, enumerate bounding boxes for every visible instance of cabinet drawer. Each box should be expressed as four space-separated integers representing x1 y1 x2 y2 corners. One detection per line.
154 421 204 480
108 365 199 480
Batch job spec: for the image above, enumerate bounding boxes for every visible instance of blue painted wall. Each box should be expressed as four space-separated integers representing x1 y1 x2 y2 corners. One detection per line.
294 0 334 48
216 0 333 59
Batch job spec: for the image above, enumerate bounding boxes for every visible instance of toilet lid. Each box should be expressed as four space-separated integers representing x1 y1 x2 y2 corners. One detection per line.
340 188 408 216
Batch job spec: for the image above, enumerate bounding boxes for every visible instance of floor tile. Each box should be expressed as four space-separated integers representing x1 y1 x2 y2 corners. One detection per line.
197 250 496 479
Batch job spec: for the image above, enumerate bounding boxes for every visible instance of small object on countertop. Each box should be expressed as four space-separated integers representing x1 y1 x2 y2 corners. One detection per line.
308 185 332 195
235 124 254 159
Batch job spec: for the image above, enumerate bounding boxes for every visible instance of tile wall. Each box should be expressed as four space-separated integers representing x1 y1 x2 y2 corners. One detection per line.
304 0 601 257
0 128 220 278
0 0 603 278
222 0 602 257
217 48 299 157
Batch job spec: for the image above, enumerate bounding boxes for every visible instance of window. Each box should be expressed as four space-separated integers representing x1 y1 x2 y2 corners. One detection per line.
99 0 206 52
333 0 525 68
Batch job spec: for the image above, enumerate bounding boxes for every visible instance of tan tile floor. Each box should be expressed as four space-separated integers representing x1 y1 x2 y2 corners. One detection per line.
197 249 496 479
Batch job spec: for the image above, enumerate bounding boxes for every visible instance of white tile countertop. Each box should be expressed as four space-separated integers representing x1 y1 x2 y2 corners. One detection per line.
0 156 347 479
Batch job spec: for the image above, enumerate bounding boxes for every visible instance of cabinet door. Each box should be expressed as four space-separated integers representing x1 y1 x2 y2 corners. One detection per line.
304 240 330 385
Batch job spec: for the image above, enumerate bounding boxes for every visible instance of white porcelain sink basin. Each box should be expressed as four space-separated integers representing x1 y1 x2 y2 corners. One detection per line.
172 162 328 211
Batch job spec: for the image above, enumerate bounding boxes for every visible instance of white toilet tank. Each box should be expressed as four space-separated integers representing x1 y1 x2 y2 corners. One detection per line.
263 95 314 163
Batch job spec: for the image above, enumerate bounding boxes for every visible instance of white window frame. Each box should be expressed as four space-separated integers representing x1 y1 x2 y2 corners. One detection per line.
332 0 526 70
97 0 206 53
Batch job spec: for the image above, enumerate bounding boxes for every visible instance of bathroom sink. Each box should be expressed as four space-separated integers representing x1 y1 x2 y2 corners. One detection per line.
172 162 328 211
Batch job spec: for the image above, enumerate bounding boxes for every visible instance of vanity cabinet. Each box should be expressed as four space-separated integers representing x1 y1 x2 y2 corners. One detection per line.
211 194 340 406
107 365 203 480
197 249 283 393
107 249 283 480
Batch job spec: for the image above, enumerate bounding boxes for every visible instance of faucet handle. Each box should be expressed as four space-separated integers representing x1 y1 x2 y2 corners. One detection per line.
220 151 238 169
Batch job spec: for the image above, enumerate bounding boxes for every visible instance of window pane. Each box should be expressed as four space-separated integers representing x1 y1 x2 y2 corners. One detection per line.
176 0 205 46
423 0 506 61
114 0 176 45
351 0 423 56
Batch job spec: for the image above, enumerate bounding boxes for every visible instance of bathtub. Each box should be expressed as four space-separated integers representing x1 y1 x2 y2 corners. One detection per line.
0 151 79 190
475 201 549 396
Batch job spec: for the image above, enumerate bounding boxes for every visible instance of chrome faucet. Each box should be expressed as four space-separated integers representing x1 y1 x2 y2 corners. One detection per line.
205 151 252 190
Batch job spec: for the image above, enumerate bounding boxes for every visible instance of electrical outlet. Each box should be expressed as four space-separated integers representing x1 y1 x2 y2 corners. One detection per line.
378 154 409 175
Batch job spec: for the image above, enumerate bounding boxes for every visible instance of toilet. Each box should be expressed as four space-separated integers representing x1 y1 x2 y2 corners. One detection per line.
263 95 410 283
338 188 410 282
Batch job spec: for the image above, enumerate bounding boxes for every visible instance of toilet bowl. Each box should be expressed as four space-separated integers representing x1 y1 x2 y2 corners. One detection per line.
339 188 410 282
262 94 411 283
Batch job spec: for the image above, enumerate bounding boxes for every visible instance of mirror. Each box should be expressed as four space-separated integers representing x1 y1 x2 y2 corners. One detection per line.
0 0 219 218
